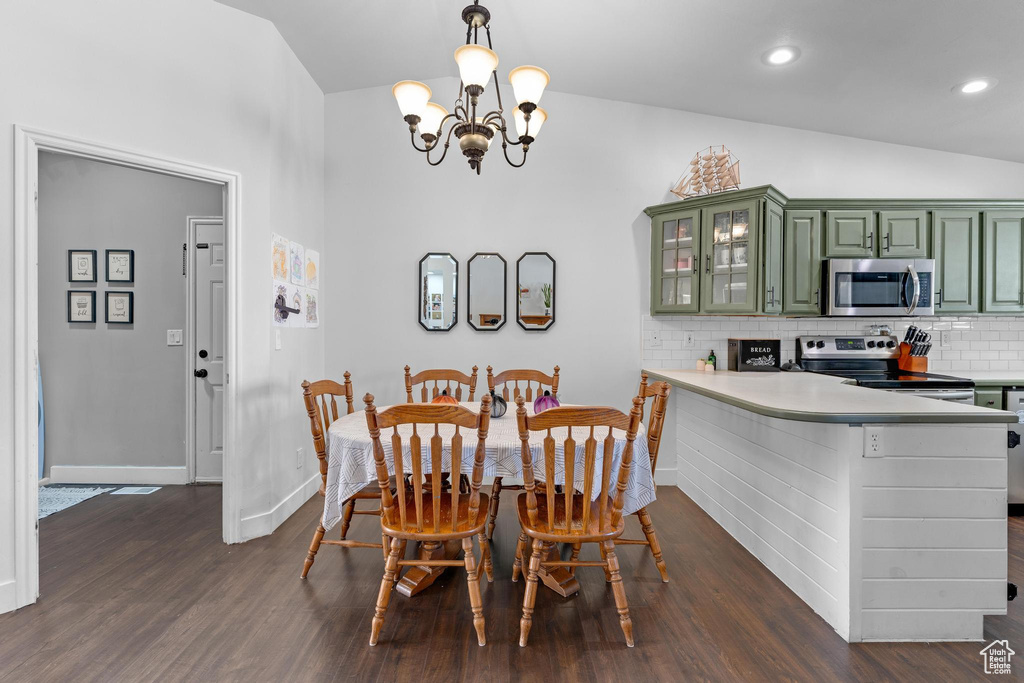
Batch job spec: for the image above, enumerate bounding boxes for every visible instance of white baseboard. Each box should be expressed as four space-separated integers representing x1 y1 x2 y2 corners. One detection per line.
654 468 677 487
48 465 188 486
239 473 320 541
0 579 17 615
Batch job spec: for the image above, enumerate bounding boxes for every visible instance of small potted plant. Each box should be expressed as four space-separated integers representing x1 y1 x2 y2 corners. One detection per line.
541 284 552 316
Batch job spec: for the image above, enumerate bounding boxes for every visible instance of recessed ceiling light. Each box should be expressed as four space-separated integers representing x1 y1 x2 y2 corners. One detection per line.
954 78 997 94
762 46 800 66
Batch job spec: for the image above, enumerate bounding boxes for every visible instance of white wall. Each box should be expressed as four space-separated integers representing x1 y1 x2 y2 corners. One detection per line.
37 152 223 474
324 76 1024 413
0 0 325 611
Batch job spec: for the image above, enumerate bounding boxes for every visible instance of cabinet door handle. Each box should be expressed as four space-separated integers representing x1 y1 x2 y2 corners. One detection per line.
815 288 820 308
693 255 698 274
937 288 943 307
705 255 710 274
867 232 874 251
884 233 890 252
769 285 776 307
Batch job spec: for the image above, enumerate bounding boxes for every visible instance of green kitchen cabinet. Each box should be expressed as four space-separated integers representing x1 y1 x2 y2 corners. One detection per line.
879 210 929 257
982 211 1024 313
701 199 761 313
825 210 875 257
783 210 822 314
762 200 784 314
933 211 981 313
974 388 1004 411
650 209 701 314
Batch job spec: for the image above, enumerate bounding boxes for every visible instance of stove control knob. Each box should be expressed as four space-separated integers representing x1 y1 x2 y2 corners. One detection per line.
886 340 896 348
815 340 825 349
867 340 876 348
806 341 815 348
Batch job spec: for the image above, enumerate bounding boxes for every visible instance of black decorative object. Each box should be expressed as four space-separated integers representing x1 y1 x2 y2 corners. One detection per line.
727 338 781 372
489 391 507 418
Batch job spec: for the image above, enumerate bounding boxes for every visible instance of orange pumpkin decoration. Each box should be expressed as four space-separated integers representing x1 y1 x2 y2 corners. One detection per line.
431 389 459 405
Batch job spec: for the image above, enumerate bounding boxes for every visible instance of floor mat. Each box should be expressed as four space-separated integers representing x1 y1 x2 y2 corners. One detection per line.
38 486 115 519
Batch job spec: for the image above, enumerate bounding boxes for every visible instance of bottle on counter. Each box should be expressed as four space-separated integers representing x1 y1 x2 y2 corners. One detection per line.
707 349 717 369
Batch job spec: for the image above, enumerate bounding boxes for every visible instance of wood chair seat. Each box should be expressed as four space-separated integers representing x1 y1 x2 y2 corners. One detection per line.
516 492 624 543
381 492 491 541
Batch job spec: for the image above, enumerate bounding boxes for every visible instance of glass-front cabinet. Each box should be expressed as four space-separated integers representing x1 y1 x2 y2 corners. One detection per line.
651 210 700 313
701 200 760 313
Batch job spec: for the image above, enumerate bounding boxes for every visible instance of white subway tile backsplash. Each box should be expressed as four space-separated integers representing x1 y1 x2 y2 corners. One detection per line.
641 315 1024 373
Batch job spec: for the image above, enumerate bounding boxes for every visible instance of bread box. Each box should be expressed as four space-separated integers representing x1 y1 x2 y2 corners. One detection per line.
727 338 781 372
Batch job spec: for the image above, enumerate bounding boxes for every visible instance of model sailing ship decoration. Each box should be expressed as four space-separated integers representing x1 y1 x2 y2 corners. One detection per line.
670 145 741 199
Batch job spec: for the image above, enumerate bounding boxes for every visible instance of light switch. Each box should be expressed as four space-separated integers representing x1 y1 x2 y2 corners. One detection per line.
167 330 183 346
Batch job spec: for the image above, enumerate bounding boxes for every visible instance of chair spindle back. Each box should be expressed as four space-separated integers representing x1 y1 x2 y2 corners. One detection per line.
302 374 355 490
514 395 642 534
487 366 560 402
404 365 479 403
365 394 492 534
638 373 671 471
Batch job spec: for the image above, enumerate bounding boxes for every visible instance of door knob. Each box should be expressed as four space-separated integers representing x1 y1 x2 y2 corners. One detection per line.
194 369 208 378
198 349 208 359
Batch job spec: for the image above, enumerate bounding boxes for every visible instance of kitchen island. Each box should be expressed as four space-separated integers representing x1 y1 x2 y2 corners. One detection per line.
645 368 1017 642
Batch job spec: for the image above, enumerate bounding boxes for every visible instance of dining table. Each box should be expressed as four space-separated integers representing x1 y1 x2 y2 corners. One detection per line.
321 401 655 597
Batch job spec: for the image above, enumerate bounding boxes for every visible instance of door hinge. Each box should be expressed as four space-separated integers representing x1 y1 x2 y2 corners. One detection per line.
182 243 187 276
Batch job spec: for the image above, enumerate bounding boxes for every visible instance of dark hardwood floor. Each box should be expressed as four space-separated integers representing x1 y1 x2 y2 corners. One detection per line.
1 485 1021 682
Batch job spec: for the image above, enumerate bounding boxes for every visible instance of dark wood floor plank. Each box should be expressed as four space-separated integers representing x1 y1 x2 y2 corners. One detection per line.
0 485 1019 682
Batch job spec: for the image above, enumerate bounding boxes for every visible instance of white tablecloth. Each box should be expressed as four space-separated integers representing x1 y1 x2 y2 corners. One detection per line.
322 402 655 531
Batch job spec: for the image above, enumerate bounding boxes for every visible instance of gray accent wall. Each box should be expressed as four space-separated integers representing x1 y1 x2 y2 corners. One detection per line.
38 152 222 474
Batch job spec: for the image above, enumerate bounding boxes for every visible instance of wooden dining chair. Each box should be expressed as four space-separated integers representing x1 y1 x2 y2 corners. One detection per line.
484 365 560 539
364 393 495 646
510 395 644 647
611 373 671 582
404 365 479 402
300 375 386 579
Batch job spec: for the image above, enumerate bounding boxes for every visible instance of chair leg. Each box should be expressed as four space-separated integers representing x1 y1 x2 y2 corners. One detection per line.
598 541 612 582
603 540 634 647
340 499 356 540
568 543 582 577
301 522 326 579
637 507 669 582
519 538 545 647
511 530 529 582
370 537 403 646
486 477 502 539
462 537 486 646
478 530 494 582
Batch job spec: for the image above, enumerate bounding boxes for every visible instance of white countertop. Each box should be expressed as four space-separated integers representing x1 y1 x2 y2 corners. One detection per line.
643 368 1017 424
952 371 1024 387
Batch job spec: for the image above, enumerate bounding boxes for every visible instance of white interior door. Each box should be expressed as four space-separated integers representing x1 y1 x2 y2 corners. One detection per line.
194 219 225 482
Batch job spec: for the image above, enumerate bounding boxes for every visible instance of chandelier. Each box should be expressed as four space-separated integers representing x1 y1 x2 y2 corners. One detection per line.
391 1 549 175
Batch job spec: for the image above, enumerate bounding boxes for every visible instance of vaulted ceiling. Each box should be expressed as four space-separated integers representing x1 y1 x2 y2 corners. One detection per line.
216 0 1024 163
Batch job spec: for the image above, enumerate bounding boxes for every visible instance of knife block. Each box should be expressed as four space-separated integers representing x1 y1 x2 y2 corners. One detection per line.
897 342 928 372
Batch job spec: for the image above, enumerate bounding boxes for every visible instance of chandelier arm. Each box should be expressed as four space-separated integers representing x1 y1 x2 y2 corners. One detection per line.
409 129 431 153
501 142 528 168
426 122 460 166
498 126 525 147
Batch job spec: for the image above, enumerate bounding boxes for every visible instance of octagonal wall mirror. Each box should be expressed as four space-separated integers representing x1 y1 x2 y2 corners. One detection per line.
419 252 458 331
516 252 555 330
468 253 507 331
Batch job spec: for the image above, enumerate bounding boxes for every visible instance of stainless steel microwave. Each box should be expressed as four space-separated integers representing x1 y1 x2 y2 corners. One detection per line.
823 258 934 316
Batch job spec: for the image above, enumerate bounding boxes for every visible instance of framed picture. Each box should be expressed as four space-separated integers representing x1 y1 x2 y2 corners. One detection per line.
68 250 97 282
106 249 135 283
105 291 134 324
67 291 96 323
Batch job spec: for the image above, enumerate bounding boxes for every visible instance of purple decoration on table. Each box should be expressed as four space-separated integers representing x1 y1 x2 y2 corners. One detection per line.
533 390 560 413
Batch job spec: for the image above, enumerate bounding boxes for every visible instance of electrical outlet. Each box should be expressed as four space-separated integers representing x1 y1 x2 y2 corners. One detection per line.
650 330 662 348
296 447 304 469
864 427 883 457
683 331 695 348
940 331 951 347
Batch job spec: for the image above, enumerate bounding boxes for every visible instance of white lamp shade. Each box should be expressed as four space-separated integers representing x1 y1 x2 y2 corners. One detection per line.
392 81 431 118
454 44 498 88
509 65 550 105
514 106 546 139
419 103 448 136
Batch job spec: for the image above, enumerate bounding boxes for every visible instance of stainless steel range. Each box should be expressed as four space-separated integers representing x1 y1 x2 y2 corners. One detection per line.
796 334 975 404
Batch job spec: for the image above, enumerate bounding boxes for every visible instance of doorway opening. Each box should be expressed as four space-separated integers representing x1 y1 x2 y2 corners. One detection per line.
11 127 242 613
